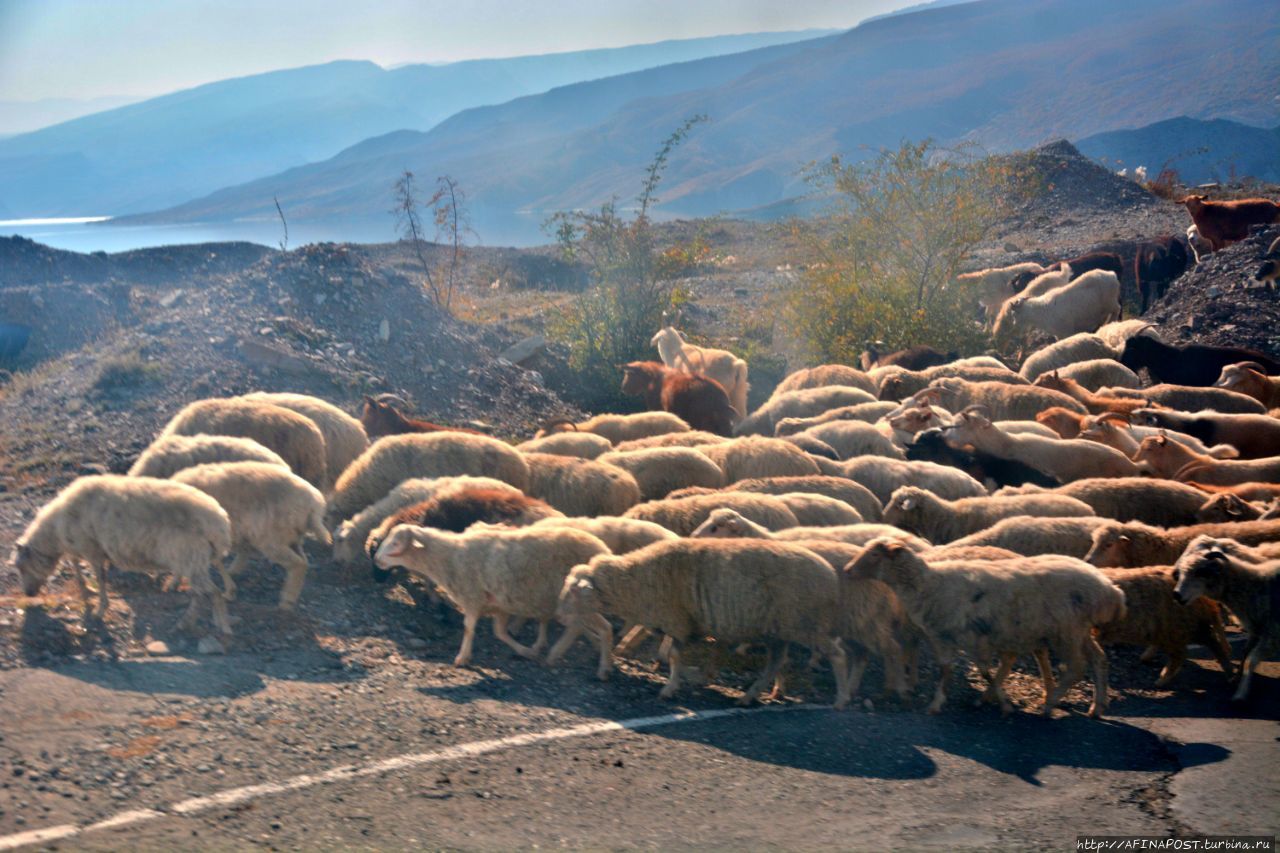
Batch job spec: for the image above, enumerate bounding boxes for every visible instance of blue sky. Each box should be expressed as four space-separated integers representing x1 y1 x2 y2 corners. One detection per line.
0 0 911 101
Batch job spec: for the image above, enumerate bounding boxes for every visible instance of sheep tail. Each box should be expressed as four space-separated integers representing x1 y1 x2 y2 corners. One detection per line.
309 503 333 547
1208 445 1240 460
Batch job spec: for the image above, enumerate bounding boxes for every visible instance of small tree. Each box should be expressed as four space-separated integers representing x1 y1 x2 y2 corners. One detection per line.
391 170 473 311
545 116 705 409
785 140 1036 363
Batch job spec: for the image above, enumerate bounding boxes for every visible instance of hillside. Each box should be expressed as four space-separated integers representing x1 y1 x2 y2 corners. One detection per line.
126 0 1279 233
0 30 829 218
1076 117 1280 185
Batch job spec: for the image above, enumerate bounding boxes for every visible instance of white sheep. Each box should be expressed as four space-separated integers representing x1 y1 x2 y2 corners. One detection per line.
734 386 876 436
623 492 799 535
1000 477 1217 528
797 420 904 460
955 262 1047 322
13 475 233 634
918 377 1086 420
1186 224 1212 264
995 269 1120 340
882 486 1094 544
696 436 822 483
946 515 1111 557
159 397 328 488
242 392 369 489
1052 358 1141 391
1084 519 1280 568
516 431 614 459
1173 535 1279 701
836 455 988 504
771 492 865 526
771 364 877 397
534 412 691 444
596 447 726 501
611 430 728 452
689 507 928 551
128 434 289 479
522 453 641 517
1017 332 1118 382
171 461 329 609
773 402 899 435
550 538 852 706
876 364 1026 402
1095 320 1159 351
850 539 1124 716
328 432 530 523
527 516 678 554
331 476 518 567
720 475 883 522
651 323 750 422
943 409 1138 482
374 523 610 666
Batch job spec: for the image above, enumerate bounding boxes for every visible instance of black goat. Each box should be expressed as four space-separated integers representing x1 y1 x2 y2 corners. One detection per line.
1134 237 1188 312
906 428 1059 489
1120 335 1280 387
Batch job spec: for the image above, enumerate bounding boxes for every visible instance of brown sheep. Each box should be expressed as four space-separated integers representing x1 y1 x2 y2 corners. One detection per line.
361 396 484 440
621 361 736 437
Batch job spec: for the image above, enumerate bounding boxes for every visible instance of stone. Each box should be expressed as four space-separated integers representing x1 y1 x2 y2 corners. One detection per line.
145 640 170 656
238 339 316 377
196 636 226 656
158 290 183 308
378 319 391 342
499 335 546 365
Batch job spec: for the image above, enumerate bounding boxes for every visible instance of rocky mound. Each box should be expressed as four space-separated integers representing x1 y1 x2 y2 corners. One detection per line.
1014 139 1164 218
1143 225 1280 358
0 240 579 526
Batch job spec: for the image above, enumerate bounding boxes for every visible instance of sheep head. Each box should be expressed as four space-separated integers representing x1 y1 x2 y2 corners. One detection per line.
888 407 941 435
1172 536 1231 605
556 565 607 629
689 508 748 539
882 487 932 534
843 537 923 589
12 541 57 597
1083 523 1145 568
1036 406 1086 438
1195 493 1256 524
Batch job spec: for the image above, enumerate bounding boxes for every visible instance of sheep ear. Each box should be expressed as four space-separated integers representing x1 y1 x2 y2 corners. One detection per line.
574 577 594 592
1119 535 1131 544
900 498 914 511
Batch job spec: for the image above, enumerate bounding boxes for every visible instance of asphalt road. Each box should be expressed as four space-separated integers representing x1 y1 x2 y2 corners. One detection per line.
0 556 1276 851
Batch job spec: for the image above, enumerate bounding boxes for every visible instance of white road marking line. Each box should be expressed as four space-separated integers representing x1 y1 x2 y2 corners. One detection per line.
0 703 825 850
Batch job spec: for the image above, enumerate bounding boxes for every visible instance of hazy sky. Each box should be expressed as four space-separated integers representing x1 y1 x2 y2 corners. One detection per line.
0 0 913 101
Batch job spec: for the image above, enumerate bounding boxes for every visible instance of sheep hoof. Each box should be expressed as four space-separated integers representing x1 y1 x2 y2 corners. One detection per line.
1087 704 1105 718
999 702 1014 717
658 685 678 700
735 695 757 707
925 702 944 715
452 655 472 667
595 668 610 682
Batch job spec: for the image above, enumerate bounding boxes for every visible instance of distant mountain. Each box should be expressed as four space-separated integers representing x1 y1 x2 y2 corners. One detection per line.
0 29 832 218
861 0 977 24
0 95 145 136
131 0 1277 237
1076 117 1280 185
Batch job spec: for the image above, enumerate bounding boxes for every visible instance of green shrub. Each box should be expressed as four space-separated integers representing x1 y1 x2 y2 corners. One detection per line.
545 117 705 410
93 351 166 393
785 140 1038 364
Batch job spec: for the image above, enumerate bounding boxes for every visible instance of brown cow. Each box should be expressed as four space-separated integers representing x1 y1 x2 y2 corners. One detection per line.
620 361 736 436
1178 195 1280 252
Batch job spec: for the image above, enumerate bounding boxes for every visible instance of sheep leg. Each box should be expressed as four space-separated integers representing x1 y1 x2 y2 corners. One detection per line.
1154 646 1186 688
825 637 852 710
263 544 308 611
208 590 233 638
1084 636 1109 717
1138 644 1160 664
844 645 870 702
880 641 909 701
658 639 684 700
530 621 549 658
978 653 1017 715
492 612 540 660
613 623 652 657
66 560 91 611
176 595 203 633
740 641 789 706
454 609 480 667
220 551 249 602
94 563 109 618
589 613 614 681
1043 643 1086 715
1231 638 1266 702
544 623 583 667
925 640 955 715
1202 620 1236 682
1033 648 1057 699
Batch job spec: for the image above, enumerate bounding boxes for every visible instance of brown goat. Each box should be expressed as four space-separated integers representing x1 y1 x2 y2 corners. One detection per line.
1034 372 1150 416
1096 566 1234 687
1179 195 1280 252
361 396 483 440
620 361 736 437
1035 406 1089 438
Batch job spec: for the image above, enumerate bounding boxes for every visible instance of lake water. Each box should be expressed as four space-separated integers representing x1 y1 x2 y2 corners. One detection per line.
0 212 553 253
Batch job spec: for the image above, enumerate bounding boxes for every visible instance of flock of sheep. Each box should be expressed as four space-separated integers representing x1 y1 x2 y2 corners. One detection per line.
11 208 1280 717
